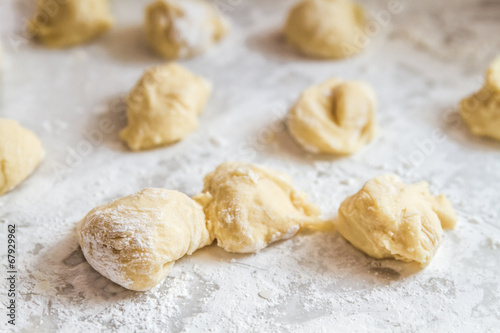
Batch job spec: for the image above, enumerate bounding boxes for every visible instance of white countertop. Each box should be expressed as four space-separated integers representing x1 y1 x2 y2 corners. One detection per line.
1 0 500 331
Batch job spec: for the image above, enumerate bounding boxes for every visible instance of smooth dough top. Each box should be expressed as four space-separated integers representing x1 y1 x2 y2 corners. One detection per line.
337 174 457 266
0 118 44 196
194 162 328 253
285 0 366 59
28 0 113 48
145 0 229 59
120 63 212 151
77 188 212 291
287 78 377 155
460 56 500 141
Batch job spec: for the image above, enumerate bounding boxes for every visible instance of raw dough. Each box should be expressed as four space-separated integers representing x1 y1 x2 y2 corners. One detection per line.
77 188 212 291
337 174 457 266
459 57 500 140
284 0 366 59
145 0 229 59
287 78 377 154
194 162 329 253
0 118 44 196
120 63 212 151
28 0 113 48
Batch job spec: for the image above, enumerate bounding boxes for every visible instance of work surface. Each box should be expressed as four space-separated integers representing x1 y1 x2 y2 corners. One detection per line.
1 0 500 331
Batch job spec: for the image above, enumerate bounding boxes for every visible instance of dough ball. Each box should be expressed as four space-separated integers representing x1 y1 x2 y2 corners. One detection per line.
460 57 500 141
285 0 366 59
120 63 212 151
337 175 457 266
77 188 212 291
0 119 44 196
28 0 113 48
287 78 377 155
194 162 328 253
145 0 229 59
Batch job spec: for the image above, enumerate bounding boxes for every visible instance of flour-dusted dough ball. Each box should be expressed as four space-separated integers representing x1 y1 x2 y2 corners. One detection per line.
77 188 212 291
460 57 500 141
120 63 212 151
287 78 377 155
145 0 229 59
28 0 113 48
194 162 328 253
0 119 44 196
285 0 366 59
337 175 457 266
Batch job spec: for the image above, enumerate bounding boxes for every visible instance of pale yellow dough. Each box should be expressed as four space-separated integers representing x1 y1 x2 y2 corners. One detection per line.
459 57 500 141
194 162 328 253
285 0 366 59
145 0 229 59
0 119 44 196
287 78 377 155
28 0 113 48
77 188 212 291
120 63 212 151
337 175 457 266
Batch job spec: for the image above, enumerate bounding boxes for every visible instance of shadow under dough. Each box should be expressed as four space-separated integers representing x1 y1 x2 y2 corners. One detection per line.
245 27 313 63
98 25 162 65
33 229 136 306
440 106 500 151
84 94 131 152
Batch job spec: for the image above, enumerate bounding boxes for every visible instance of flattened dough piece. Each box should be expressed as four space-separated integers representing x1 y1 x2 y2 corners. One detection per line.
28 0 113 48
145 0 229 59
194 162 328 253
287 78 377 154
0 119 44 196
77 188 213 291
120 63 212 151
460 57 500 140
285 0 366 59
337 175 457 266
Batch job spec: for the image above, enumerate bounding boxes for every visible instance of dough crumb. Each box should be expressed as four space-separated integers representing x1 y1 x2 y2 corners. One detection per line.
337 174 457 266
194 161 331 253
0 118 44 196
287 78 378 155
145 0 229 59
28 0 113 48
77 188 212 291
459 56 500 140
120 63 212 151
285 0 367 59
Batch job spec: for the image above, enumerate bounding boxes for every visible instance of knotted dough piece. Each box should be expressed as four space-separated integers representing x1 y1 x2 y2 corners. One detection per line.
337 175 457 266
0 118 44 196
194 162 328 253
77 188 212 291
28 0 113 48
285 0 366 59
459 57 500 141
120 63 212 151
145 0 229 59
287 78 377 154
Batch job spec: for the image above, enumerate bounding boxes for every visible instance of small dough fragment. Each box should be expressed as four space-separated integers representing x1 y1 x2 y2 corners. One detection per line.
194 162 328 253
77 188 212 291
337 175 457 266
120 63 212 151
28 0 113 48
459 57 500 140
145 0 229 59
0 119 44 196
287 78 377 154
285 0 366 59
